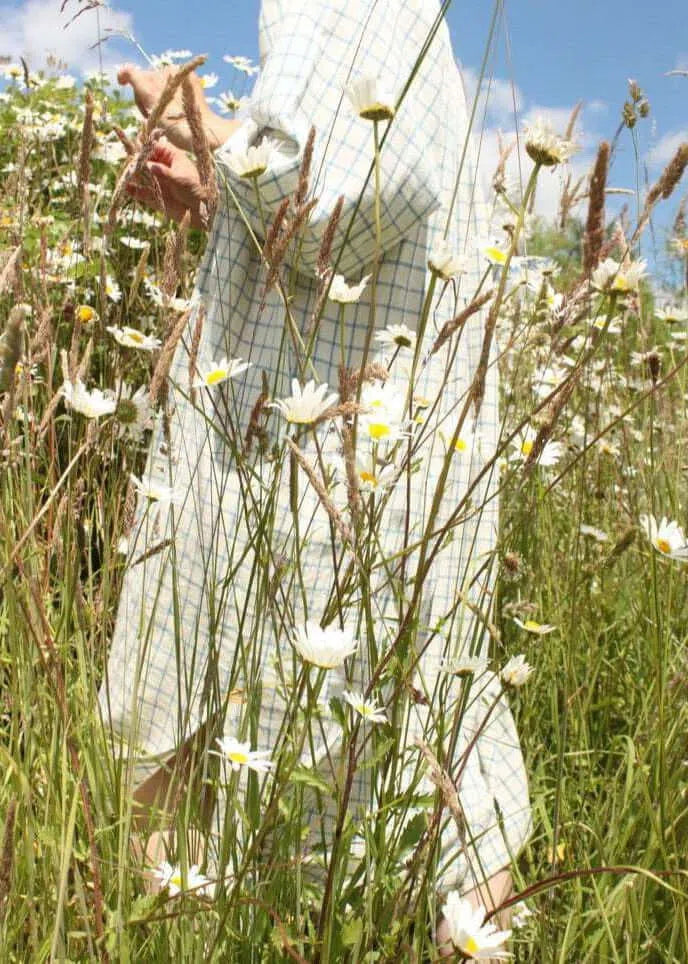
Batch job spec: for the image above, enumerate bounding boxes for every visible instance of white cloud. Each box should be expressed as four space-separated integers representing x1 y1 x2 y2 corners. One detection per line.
461 65 523 127
0 0 134 74
647 129 688 168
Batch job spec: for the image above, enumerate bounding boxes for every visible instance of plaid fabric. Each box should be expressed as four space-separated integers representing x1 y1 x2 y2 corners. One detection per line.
100 0 531 892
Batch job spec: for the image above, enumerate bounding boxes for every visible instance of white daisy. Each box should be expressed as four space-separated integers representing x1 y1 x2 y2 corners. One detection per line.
579 524 609 543
113 383 155 441
130 473 183 506
655 304 688 324
342 690 387 724
358 382 408 444
106 325 161 351
592 257 646 295
118 235 149 250
510 427 563 467
524 117 578 167
292 620 358 669
222 55 260 76
442 890 512 959
268 379 338 424
375 324 416 353
512 617 557 636
328 273 370 304
639 514 688 561
217 90 244 113
500 654 534 688
442 655 490 678
152 861 211 898
213 737 273 773
192 356 252 389
428 239 468 280
355 457 397 492
60 378 117 419
346 75 396 122
104 275 122 303
224 138 280 179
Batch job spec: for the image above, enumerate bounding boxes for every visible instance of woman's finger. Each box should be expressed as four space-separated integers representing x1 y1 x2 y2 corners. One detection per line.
149 142 175 167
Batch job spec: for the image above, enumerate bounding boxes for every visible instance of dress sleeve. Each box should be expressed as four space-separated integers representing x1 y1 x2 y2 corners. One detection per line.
213 0 443 279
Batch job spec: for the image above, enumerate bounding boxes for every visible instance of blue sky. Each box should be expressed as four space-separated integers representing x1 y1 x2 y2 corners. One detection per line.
2 0 687 249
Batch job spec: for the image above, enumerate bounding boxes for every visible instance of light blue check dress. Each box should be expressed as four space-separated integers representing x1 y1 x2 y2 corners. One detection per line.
100 0 532 891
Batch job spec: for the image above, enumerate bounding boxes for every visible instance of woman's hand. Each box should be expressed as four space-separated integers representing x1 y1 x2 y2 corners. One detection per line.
118 63 239 152
127 139 207 229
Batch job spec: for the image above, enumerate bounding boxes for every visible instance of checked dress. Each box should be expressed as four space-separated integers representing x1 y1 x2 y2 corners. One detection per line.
100 0 532 892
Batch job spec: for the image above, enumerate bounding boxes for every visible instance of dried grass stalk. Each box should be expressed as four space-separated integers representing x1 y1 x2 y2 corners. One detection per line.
522 377 576 476
583 141 610 274
429 289 493 358
492 134 515 196
0 799 17 924
0 246 21 297
162 210 191 299
415 741 465 836
317 195 344 280
0 304 24 394
286 437 352 545
187 303 205 403
245 377 270 454
129 242 150 303
634 142 688 241
262 197 291 267
337 365 362 521
304 267 332 340
78 89 94 248
113 124 137 157
107 132 164 232
149 306 195 406
296 126 316 209
565 101 583 141
182 76 218 228
558 172 586 230
30 307 54 364
143 55 207 140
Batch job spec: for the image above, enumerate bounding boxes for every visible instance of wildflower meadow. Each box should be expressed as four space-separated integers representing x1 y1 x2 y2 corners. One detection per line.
2 20 688 964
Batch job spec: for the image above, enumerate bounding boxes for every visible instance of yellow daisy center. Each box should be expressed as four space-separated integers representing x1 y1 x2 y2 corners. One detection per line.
521 440 534 456
360 471 377 485
524 620 541 632
127 331 144 343
656 538 671 554
77 306 95 323
368 423 390 440
170 873 183 888
206 369 228 385
464 936 479 954
229 750 249 765
454 438 468 452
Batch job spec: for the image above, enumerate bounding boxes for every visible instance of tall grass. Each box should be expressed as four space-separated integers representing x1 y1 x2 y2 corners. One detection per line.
1 21 688 964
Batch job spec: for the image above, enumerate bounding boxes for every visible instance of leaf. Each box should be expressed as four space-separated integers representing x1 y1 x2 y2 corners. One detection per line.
289 765 333 795
397 812 427 853
341 916 363 947
359 736 395 770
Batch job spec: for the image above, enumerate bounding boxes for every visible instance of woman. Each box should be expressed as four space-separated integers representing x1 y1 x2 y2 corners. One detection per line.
104 0 531 947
